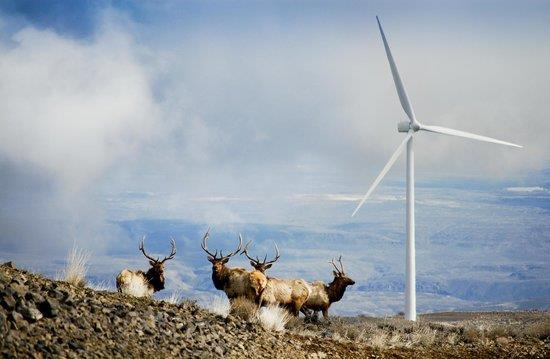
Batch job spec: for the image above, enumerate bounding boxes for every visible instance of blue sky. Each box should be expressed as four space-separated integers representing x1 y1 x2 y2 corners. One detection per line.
0 1 548 313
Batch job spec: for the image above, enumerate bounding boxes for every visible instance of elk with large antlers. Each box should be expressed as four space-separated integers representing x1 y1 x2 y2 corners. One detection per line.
301 256 355 320
116 237 176 297
201 231 262 301
243 242 310 316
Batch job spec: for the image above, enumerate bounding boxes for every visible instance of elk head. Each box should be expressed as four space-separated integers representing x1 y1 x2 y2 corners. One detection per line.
201 230 243 274
329 255 355 287
242 241 280 273
140 236 177 292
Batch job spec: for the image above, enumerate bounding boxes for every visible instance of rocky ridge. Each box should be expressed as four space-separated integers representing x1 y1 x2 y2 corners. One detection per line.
0 263 368 358
0 263 548 358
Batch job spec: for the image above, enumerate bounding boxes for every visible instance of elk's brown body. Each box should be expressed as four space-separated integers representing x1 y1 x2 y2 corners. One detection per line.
301 256 355 319
116 237 176 297
202 231 261 301
243 242 310 316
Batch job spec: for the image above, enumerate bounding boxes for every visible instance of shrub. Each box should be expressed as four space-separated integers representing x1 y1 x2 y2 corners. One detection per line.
163 290 184 305
346 326 367 341
255 305 291 332
368 331 388 349
485 325 510 339
462 327 482 344
230 297 257 321
525 321 550 340
410 327 437 346
205 295 231 318
285 315 303 330
87 280 113 292
56 245 90 287
446 332 459 345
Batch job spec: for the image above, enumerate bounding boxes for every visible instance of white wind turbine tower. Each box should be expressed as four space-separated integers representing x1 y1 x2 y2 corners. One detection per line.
352 16 523 321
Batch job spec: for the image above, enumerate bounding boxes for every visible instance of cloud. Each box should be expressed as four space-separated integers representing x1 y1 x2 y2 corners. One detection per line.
506 187 549 193
0 10 165 253
0 14 160 192
117 4 550 205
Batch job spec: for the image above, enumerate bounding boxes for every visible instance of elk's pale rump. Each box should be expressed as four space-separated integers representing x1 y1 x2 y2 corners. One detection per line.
116 237 176 297
116 269 154 297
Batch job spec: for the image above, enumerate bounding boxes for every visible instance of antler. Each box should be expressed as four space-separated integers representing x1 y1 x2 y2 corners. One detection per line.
265 242 280 265
329 255 346 275
242 240 280 266
139 236 160 262
201 230 243 261
242 240 258 263
337 255 345 274
140 236 177 264
224 234 244 259
201 229 218 259
160 237 177 263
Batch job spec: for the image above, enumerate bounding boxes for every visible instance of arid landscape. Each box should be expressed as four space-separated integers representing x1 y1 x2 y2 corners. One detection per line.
1 262 548 358
1 2 549 358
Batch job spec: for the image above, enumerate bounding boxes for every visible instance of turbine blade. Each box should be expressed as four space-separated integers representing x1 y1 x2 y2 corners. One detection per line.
420 125 522 148
376 16 416 123
352 132 413 217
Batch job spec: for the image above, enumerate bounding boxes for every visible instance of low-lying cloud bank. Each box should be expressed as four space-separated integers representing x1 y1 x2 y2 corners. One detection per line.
0 11 165 252
0 13 160 191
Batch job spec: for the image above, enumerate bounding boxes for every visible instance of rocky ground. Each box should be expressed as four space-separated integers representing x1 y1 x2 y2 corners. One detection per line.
1 262 548 358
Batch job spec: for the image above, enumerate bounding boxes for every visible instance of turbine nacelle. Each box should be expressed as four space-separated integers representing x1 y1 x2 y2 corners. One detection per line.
397 121 420 133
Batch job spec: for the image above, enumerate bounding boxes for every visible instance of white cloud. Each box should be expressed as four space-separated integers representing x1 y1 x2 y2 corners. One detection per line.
0 15 161 192
0 11 167 252
506 186 548 193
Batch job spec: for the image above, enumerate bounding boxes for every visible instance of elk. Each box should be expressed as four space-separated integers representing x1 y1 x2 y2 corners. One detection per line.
301 256 355 320
201 231 262 301
243 242 310 316
116 237 176 297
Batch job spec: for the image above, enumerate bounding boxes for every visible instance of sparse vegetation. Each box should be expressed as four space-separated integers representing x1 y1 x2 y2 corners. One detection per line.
204 295 231 318
162 290 183 305
87 280 113 292
230 296 258 321
525 321 550 340
56 244 90 287
287 311 550 352
255 305 291 332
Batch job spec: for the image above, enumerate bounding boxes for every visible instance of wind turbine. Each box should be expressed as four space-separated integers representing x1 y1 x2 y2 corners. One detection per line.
352 16 522 321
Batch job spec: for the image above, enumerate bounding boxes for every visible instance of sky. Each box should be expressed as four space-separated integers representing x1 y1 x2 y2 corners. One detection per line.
0 0 549 289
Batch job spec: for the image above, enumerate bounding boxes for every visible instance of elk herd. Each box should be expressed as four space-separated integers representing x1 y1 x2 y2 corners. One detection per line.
116 230 355 319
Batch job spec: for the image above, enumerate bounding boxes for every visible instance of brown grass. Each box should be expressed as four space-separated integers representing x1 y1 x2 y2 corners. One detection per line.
56 245 90 287
288 311 550 350
524 321 550 340
230 297 257 321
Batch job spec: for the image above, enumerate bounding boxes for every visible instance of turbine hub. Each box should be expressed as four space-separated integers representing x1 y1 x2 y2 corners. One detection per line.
397 121 421 133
